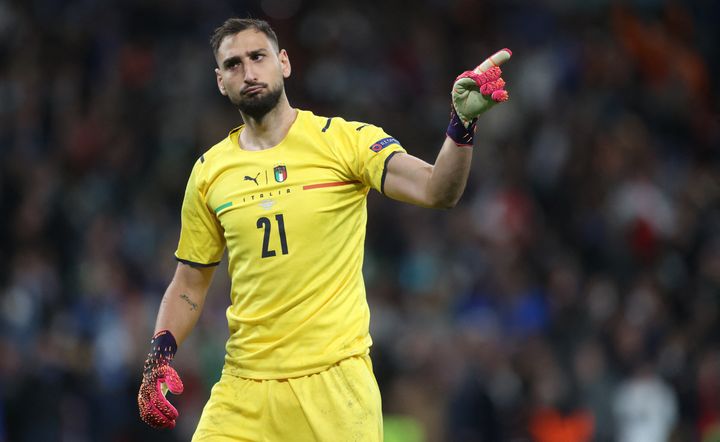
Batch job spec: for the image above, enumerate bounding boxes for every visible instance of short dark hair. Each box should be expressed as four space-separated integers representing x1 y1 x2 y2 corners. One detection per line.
210 18 279 55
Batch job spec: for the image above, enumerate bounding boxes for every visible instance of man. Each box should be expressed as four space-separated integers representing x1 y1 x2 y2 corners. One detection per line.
138 17 511 441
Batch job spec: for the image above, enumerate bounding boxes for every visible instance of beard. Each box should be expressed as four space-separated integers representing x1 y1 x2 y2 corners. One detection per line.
230 81 284 120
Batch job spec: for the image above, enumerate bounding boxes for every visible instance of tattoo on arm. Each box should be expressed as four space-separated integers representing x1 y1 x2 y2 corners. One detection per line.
180 293 198 311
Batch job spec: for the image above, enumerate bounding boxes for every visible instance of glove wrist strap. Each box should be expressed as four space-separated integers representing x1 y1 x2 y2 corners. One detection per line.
146 330 177 369
446 108 477 147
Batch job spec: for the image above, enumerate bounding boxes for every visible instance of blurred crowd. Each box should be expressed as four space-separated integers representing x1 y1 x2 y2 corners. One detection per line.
1 0 718 441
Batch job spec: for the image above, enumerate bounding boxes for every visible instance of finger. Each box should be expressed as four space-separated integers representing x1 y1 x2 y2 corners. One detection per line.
491 90 509 102
153 379 180 420
453 67 501 89
480 66 502 83
163 367 184 395
140 380 176 429
480 78 506 95
139 392 172 428
475 48 512 74
148 402 173 428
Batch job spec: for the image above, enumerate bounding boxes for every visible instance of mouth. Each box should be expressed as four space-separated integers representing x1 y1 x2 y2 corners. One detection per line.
242 84 266 96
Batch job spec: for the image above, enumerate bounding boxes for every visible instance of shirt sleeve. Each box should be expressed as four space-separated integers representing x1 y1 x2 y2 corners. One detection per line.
352 124 406 193
174 159 225 266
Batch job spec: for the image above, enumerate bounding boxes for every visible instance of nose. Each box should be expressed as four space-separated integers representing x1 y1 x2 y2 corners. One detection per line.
244 64 257 83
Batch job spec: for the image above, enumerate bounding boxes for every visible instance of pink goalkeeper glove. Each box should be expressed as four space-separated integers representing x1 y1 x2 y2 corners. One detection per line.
138 330 184 429
447 48 512 146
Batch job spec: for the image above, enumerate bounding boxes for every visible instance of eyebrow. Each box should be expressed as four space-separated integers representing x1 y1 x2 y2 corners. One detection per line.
248 49 268 57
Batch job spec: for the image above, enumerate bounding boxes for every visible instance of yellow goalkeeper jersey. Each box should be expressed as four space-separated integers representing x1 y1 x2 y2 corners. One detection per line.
175 109 405 379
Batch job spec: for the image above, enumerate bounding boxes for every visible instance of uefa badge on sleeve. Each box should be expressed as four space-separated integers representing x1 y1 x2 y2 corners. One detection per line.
274 165 287 183
369 137 399 153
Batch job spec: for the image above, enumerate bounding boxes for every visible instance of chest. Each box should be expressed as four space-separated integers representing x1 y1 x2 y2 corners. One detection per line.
204 144 365 258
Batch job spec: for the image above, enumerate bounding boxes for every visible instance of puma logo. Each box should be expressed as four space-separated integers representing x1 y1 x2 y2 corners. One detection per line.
244 173 260 186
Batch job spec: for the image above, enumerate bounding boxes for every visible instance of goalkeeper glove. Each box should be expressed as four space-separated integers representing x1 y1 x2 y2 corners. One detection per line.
138 330 184 429
447 48 512 146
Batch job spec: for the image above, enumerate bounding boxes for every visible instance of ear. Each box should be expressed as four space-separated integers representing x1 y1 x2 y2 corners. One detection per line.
279 49 291 79
215 68 227 96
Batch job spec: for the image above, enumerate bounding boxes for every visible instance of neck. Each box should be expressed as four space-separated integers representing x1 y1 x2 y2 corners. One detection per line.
239 95 296 151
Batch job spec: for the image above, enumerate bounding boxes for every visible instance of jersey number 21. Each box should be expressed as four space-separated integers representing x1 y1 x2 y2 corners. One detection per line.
256 214 289 258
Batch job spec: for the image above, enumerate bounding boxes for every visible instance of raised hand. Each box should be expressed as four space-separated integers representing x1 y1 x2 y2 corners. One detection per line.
451 48 512 128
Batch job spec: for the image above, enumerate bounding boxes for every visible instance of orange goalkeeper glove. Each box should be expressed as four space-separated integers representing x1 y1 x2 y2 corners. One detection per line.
138 330 184 429
447 48 512 146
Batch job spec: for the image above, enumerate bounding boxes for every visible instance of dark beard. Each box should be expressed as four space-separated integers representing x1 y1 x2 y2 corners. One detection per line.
232 84 283 120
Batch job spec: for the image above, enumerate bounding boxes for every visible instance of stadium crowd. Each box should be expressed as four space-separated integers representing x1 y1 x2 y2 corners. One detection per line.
0 0 718 440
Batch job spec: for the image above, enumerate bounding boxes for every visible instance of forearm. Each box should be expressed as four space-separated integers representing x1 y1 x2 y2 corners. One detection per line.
425 136 473 208
154 284 203 345
153 263 214 345
383 136 473 209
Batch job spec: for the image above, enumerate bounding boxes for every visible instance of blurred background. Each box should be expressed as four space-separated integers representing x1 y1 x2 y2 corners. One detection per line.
0 0 718 440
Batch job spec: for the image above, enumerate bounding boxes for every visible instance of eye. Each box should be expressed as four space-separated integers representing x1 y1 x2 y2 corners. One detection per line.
251 53 265 62
224 58 242 70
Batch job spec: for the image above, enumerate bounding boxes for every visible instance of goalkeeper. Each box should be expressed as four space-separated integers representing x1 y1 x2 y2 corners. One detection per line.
138 17 511 441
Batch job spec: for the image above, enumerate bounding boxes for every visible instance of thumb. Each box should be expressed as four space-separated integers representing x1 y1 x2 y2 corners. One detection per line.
475 48 512 74
161 366 184 395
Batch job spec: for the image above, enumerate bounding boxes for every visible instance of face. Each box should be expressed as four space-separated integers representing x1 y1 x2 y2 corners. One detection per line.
214 29 291 119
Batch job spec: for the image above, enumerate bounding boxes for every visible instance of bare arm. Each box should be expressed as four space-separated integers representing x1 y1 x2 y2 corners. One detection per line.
382 136 473 209
154 262 216 345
